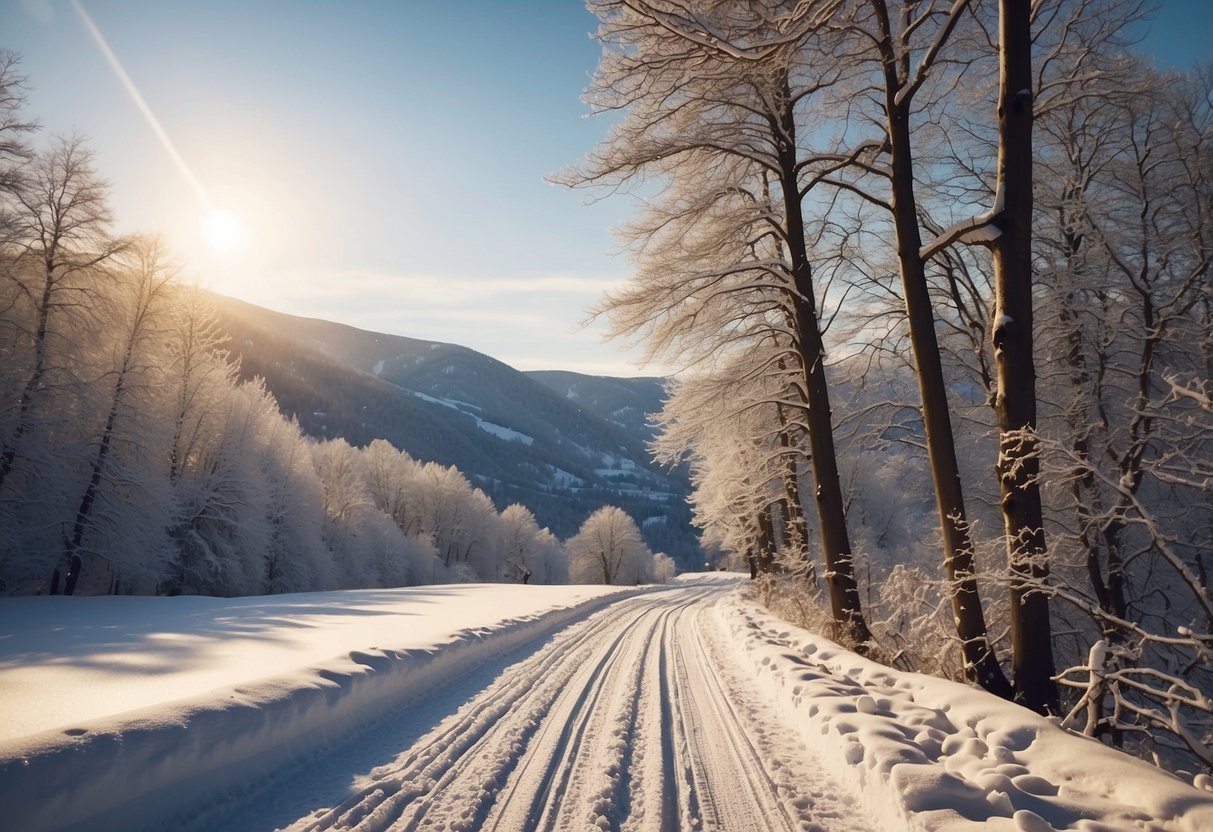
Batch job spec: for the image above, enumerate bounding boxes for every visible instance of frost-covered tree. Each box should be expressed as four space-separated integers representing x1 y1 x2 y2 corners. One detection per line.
569 0 871 642
257 414 333 594
166 377 279 596
411 462 500 579
0 136 124 495
53 238 176 594
314 437 383 588
1029 60 1213 762
361 438 424 537
568 505 653 585
499 503 567 584
654 353 813 579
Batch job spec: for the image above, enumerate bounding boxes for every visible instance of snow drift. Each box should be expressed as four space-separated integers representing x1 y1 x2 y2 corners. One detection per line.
0 584 647 832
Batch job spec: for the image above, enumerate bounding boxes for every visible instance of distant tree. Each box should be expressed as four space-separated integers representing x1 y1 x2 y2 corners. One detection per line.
361 438 424 537
314 437 379 588
651 552 676 583
258 414 333 594
498 503 546 582
412 461 499 577
567 505 652 585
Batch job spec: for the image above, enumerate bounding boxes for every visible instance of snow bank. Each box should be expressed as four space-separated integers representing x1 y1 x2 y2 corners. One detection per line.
716 592 1213 832
0 584 648 832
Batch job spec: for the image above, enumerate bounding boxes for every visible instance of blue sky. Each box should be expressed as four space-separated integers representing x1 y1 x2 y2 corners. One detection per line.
3 0 1210 376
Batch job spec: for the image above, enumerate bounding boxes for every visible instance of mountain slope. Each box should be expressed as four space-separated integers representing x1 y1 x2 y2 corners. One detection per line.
526 370 667 442
211 296 700 565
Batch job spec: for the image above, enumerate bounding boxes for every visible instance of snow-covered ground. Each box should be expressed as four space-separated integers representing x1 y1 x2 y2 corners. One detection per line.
717 591 1213 832
0 583 642 831
1 575 1211 831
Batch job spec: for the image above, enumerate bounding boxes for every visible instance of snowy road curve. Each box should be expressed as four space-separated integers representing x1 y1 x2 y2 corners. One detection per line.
235 578 872 832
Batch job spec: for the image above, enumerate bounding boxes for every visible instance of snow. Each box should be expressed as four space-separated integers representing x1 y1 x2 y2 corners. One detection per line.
547 465 585 487
473 417 534 445
406 389 532 444
371 359 384 376
0 586 622 742
598 453 637 471
2 577 1210 832
718 590 1213 831
0 584 644 831
593 467 638 478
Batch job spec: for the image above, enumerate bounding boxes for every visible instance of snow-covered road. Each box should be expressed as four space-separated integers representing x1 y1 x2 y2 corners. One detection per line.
6 575 1210 831
219 577 871 832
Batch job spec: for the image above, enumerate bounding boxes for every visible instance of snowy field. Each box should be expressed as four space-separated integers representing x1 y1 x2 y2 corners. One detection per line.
1 575 1211 831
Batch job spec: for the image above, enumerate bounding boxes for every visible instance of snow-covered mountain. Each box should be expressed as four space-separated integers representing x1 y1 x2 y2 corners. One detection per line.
211 296 700 565
527 370 667 442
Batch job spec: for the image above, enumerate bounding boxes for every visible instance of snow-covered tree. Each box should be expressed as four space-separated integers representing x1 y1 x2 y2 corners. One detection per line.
53 238 176 594
498 503 567 584
567 506 653 585
0 135 124 496
569 0 872 643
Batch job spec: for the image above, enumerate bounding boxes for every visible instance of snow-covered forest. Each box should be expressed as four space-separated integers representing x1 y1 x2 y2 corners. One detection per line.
561 0 1212 772
0 51 677 598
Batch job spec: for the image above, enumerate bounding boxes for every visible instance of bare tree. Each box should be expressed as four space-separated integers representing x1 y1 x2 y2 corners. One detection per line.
0 136 123 495
0 50 38 244
1034 61 1213 755
793 0 1015 696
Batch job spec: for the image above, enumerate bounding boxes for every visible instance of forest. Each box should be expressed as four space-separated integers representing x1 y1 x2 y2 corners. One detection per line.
561 0 1211 771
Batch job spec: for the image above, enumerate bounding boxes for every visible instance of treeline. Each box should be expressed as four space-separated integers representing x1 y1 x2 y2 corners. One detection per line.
570 1 1210 769
0 51 671 597
214 301 703 564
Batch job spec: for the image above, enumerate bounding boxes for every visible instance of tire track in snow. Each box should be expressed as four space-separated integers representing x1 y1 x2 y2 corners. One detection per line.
277 579 876 832
669 606 799 831
289 598 648 831
487 592 703 831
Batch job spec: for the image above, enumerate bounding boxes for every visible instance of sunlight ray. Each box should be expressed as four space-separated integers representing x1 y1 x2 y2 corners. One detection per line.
71 0 212 207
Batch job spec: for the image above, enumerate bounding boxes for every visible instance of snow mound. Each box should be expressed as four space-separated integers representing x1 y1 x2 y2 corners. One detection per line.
716 592 1213 832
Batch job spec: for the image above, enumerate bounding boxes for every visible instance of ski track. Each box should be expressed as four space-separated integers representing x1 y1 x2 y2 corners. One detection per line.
249 580 878 832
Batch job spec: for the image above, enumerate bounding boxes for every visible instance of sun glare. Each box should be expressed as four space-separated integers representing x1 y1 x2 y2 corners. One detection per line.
202 208 247 255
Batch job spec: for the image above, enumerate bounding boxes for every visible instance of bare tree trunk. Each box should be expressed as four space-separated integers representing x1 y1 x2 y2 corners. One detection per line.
0 255 55 493
876 20 1012 696
57 375 125 595
755 506 778 574
775 399 812 579
992 0 1058 714
777 84 871 642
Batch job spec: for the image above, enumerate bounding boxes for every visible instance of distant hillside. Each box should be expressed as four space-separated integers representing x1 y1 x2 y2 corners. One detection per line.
526 371 667 442
211 296 701 566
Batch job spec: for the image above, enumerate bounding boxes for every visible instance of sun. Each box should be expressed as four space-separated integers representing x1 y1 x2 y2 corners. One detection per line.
202 208 247 255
